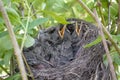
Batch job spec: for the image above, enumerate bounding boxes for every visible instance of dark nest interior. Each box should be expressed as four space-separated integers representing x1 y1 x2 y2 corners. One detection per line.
23 18 111 80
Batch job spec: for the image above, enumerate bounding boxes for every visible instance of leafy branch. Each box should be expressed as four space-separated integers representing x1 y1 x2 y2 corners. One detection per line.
0 0 28 80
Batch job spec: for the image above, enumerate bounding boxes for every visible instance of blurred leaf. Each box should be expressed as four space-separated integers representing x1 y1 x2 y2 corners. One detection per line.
0 35 13 50
84 35 108 48
3 0 10 5
29 18 48 29
0 25 23 38
24 35 35 48
0 31 8 38
100 0 109 8
6 7 20 25
84 36 102 48
44 11 68 24
0 60 4 66
112 34 120 42
5 73 21 80
31 0 45 10
4 51 13 66
0 17 4 24
112 52 120 65
110 2 118 18
103 54 108 67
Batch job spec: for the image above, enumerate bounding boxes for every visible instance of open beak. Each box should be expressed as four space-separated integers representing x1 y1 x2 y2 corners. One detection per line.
58 21 82 38
75 22 80 36
58 25 66 39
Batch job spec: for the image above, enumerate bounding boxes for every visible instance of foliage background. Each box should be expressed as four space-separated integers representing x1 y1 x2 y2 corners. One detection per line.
0 0 120 80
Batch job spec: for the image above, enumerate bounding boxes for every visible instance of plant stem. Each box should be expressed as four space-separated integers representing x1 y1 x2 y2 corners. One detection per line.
20 1 35 80
97 0 106 26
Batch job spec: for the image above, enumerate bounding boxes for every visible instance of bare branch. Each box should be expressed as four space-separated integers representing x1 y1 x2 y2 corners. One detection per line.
93 9 117 80
0 0 28 80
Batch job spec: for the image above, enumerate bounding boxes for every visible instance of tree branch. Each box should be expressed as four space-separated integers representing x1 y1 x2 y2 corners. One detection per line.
93 9 117 80
0 0 28 80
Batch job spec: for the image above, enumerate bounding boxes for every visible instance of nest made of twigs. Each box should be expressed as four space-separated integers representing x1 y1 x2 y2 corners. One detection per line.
23 18 111 80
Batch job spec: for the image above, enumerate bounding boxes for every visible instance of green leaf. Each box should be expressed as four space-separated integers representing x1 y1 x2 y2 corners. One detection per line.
0 17 4 24
6 7 20 25
3 0 10 5
110 2 118 17
0 31 8 38
24 35 35 48
5 73 21 80
44 11 68 24
100 0 109 8
112 34 120 43
29 18 48 29
112 52 120 65
0 60 4 66
84 36 102 48
0 35 13 50
4 51 13 66
0 25 23 38
31 0 45 9
84 35 108 48
103 54 108 67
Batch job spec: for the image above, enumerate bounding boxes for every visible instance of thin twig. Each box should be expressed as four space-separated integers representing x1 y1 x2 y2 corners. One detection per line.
19 1 35 80
77 0 120 55
0 0 28 80
93 9 117 80
108 0 111 31
97 0 106 26
22 54 35 80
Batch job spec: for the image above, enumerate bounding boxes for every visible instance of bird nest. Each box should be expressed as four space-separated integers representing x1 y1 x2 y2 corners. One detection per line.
23 18 111 80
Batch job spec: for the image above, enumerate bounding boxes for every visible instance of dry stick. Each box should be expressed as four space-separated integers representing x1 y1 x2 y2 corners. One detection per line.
0 1 28 80
93 9 117 80
77 0 120 55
